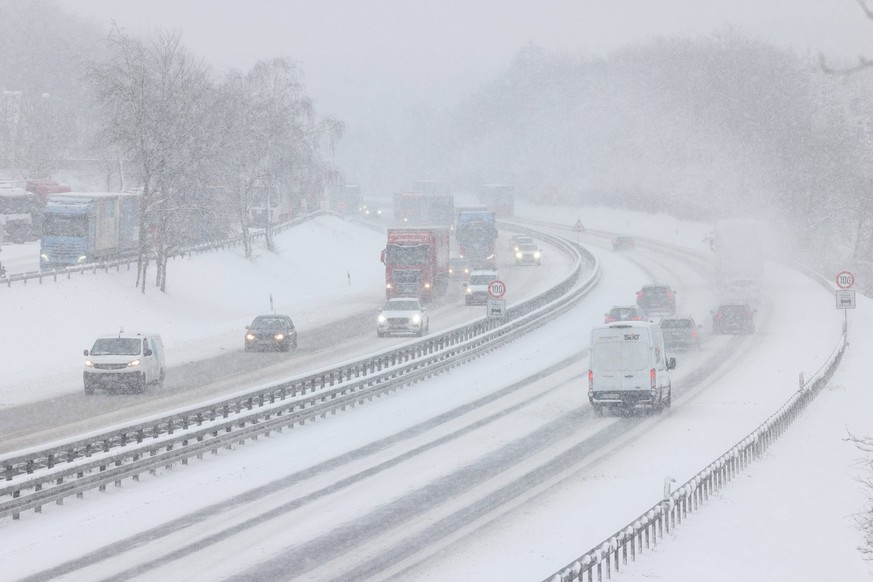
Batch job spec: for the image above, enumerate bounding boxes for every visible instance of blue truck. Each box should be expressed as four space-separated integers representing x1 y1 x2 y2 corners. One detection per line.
455 207 498 270
40 192 140 270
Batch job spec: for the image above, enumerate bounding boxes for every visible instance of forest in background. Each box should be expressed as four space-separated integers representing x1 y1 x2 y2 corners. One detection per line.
3 0 872 291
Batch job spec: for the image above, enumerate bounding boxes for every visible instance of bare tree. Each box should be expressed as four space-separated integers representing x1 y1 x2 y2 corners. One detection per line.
88 25 213 292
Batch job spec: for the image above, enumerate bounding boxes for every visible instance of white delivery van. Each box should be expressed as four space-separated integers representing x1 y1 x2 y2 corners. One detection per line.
588 321 676 414
83 332 166 394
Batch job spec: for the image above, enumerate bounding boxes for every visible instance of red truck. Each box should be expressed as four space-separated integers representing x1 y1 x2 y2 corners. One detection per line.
381 226 451 301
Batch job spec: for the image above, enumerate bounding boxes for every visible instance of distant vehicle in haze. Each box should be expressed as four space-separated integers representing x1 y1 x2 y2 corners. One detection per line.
711 304 756 335
612 236 635 251
464 269 499 305
477 183 514 218
636 284 677 318
660 317 702 350
509 234 534 252
449 256 471 279
514 242 542 266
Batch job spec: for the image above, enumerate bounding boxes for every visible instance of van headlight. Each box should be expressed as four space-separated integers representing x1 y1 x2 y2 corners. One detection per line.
246 333 256 341
84 360 94 367
274 333 284 341
127 359 141 367
378 314 386 323
412 314 421 323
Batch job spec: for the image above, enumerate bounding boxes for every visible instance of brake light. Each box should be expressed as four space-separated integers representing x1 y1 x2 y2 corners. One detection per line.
588 369 593 390
650 368 656 390
666 291 674 300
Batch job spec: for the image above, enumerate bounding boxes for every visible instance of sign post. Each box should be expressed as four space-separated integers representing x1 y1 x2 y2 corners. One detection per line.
572 218 585 243
835 271 855 336
486 279 506 319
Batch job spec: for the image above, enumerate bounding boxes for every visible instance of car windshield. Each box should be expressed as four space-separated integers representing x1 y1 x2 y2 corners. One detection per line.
519 244 538 251
591 342 649 371
386 300 420 311
661 319 692 329
720 305 749 315
90 338 142 356
251 317 289 329
470 275 495 284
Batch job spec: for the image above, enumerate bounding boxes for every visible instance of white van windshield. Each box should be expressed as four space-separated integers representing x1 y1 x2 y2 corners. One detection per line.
90 338 142 356
592 342 649 371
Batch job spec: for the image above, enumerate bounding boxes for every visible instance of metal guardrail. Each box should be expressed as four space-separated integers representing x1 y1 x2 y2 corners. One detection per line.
544 328 849 582
0 225 600 520
0 211 332 288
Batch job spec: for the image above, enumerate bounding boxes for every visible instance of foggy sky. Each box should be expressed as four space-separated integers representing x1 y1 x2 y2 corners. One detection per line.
57 0 873 128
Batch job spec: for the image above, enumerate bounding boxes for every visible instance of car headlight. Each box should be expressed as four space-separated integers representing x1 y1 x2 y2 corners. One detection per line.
534 251 541 258
84 360 94 367
515 252 522 259
378 314 386 323
465 287 472 294
127 359 141 367
412 314 421 323
424 282 431 289
41 253 49 262
246 333 256 341
274 333 284 341
77 255 88 263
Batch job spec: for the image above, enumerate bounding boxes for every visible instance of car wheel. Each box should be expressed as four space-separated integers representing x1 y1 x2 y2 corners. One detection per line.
136 375 146 394
377 331 385 338
592 405 605 417
245 345 251 352
663 386 672 409
84 382 95 395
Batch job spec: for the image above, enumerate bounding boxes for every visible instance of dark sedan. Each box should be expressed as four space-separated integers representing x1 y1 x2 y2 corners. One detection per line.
245 315 298 352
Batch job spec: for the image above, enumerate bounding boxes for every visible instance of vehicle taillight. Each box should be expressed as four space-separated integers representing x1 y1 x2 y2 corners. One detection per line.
666 291 674 300
636 291 643 300
588 369 594 391
650 368 656 390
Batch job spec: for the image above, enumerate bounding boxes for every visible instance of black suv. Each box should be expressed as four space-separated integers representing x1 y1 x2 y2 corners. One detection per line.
711 304 756 335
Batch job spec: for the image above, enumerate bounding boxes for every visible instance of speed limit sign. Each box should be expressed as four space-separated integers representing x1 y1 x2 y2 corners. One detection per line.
836 271 855 289
488 279 506 299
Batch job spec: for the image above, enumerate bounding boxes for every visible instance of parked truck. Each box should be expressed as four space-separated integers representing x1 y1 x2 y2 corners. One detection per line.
455 207 498 270
381 226 451 301
40 192 140 270
393 192 455 226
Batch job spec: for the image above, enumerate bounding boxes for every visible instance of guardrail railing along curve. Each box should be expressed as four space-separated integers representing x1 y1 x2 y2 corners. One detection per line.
0 223 600 521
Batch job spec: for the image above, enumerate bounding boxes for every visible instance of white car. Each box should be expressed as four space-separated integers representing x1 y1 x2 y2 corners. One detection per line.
515 243 542 265
464 269 499 305
377 298 429 337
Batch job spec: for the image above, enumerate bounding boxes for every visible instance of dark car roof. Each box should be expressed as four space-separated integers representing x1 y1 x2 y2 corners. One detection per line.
250 315 293 327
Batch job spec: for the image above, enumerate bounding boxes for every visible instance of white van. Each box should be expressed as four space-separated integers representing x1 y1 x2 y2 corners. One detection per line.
83 332 166 394
588 321 676 414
